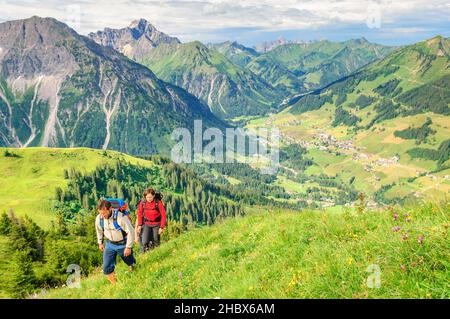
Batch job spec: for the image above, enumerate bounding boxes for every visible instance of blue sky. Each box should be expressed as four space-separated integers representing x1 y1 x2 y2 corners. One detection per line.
0 0 449 47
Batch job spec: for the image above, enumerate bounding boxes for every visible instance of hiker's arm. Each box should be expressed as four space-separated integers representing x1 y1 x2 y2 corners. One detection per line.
159 200 167 230
137 202 143 226
95 215 103 244
95 215 104 251
134 221 140 243
120 215 135 249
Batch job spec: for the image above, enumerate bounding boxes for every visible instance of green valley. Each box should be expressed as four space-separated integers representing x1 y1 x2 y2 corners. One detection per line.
245 36 450 205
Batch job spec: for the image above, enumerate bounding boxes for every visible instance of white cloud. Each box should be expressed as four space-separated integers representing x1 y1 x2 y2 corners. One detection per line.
0 0 448 43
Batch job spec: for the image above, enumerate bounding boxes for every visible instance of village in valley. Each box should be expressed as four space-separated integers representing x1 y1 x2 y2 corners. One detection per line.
252 114 450 209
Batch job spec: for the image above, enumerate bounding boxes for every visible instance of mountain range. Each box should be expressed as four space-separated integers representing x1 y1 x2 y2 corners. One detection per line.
0 16 448 173
253 36 304 53
288 36 449 121
91 21 283 118
0 17 224 155
90 19 393 118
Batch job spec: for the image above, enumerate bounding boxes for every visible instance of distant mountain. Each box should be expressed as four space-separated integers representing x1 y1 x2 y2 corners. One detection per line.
88 18 180 60
0 17 225 154
246 54 308 95
138 41 284 118
207 41 259 67
289 36 450 123
253 36 304 53
207 38 393 95
264 38 395 90
207 41 306 95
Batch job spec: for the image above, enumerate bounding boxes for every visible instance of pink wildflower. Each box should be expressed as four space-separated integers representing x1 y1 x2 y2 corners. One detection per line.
418 235 425 244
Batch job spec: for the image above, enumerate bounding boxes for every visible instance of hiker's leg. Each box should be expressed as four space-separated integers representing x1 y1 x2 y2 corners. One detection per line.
147 225 155 250
141 224 152 252
139 233 145 254
118 245 136 267
151 225 160 248
103 242 118 276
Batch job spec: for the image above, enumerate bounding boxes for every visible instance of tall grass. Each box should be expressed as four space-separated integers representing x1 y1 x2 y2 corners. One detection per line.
42 203 449 299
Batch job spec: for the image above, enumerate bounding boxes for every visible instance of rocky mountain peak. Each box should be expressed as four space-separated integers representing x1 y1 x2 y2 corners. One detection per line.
129 18 157 39
0 16 80 78
89 19 180 60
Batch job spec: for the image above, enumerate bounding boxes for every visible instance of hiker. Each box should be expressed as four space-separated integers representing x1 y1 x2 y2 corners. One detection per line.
136 188 167 252
95 199 136 284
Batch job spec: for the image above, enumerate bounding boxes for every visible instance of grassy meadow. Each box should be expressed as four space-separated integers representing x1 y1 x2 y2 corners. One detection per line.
42 203 449 299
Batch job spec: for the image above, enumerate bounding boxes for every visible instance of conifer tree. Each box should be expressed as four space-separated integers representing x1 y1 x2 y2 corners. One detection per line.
7 250 37 298
0 212 12 235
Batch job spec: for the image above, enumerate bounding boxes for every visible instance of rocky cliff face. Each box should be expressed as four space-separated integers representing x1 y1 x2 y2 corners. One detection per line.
88 19 181 60
253 37 305 53
0 17 224 154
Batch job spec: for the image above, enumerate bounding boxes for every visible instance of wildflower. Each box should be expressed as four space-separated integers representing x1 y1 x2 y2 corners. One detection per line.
347 257 353 265
400 264 406 272
393 213 398 221
418 235 425 244
402 234 409 241
405 216 412 223
392 226 401 232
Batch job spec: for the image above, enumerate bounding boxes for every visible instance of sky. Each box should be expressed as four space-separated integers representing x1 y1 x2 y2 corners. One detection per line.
0 0 449 47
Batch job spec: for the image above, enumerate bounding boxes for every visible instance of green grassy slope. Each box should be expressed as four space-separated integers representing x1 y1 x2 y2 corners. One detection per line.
0 147 250 298
207 41 259 67
264 38 394 90
207 41 306 94
0 147 154 227
43 203 449 299
247 55 307 94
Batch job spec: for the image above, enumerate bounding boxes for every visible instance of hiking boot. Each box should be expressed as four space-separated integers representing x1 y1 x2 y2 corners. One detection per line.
106 272 117 284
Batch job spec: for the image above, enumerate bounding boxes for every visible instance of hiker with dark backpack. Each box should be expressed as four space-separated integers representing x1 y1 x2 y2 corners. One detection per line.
136 188 167 252
95 199 136 284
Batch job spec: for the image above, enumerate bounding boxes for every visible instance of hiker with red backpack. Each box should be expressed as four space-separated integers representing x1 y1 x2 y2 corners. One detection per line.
95 199 136 284
136 188 167 252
